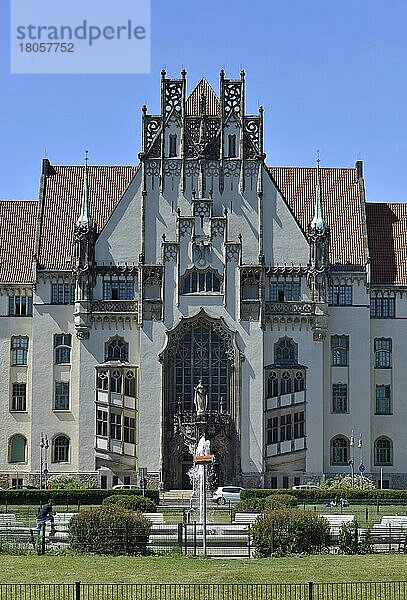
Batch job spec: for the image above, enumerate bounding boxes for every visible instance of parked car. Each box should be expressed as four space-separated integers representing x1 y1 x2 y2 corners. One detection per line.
212 486 243 505
292 484 320 490
112 484 139 490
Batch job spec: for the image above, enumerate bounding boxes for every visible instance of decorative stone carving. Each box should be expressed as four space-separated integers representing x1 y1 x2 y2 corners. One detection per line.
163 243 179 262
144 116 162 150
164 160 181 177
192 201 211 218
223 81 242 115
265 302 313 316
205 161 220 177
193 242 211 269
226 244 240 262
145 160 160 176
179 218 194 237
185 161 200 177
76 329 90 340
211 218 226 237
164 80 182 115
224 161 240 178
91 300 138 313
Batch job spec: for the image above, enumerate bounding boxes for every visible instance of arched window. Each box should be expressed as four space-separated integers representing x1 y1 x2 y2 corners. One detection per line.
275 337 297 365
331 335 349 366
181 269 221 294
267 372 279 398
375 437 393 466
294 371 305 392
331 436 349 465
280 371 292 395
110 370 122 394
374 338 392 368
105 337 128 362
53 435 70 463
227 134 236 158
8 434 27 463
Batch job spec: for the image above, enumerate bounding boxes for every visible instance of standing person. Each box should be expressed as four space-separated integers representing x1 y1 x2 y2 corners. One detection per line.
36 499 56 536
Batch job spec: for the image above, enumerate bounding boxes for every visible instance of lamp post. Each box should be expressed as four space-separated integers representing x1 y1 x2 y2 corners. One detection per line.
349 431 363 489
39 434 49 490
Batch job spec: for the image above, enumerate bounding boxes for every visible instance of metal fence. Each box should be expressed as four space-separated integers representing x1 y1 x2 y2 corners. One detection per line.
1 582 407 600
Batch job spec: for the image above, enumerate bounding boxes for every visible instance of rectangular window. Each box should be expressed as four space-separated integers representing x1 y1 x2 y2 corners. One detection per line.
280 414 292 442
328 285 352 306
332 383 348 413
228 134 236 158
270 282 301 302
103 280 134 300
11 383 27 412
51 283 75 305
376 385 391 415
11 337 29 366
266 417 278 445
169 134 177 157
282 476 289 489
54 334 72 364
374 338 392 368
293 411 305 438
110 413 122 440
8 295 33 316
331 335 349 366
370 297 395 318
124 416 136 443
96 409 108 436
55 382 69 410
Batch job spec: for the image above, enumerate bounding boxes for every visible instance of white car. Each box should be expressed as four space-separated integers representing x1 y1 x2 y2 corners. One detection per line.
292 484 320 490
212 486 243 505
112 484 139 490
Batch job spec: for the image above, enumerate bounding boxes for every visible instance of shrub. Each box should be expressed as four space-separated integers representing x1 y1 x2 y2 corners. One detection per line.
251 509 330 557
263 494 298 511
102 494 156 513
69 506 151 555
0 488 159 506
233 497 266 514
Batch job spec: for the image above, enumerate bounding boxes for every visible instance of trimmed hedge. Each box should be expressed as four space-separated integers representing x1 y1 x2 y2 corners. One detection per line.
102 494 157 512
69 506 151 555
241 488 407 502
0 488 159 506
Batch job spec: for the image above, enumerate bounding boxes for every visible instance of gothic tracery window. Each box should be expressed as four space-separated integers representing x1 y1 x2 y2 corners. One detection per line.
274 337 297 365
105 337 128 362
173 325 230 413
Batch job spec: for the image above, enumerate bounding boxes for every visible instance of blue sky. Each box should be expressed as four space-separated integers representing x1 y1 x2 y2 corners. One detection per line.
1 0 407 202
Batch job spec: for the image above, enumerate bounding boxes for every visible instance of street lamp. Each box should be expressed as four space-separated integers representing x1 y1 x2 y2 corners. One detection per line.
349 431 363 489
39 434 49 490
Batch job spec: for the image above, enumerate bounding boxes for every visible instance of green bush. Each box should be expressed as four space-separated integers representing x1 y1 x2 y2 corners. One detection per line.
233 497 266 514
251 509 330 557
69 506 151 555
102 494 156 513
240 488 407 502
263 494 298 511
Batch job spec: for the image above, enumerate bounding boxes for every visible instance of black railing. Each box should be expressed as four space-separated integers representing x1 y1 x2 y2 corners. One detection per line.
0 582 407 600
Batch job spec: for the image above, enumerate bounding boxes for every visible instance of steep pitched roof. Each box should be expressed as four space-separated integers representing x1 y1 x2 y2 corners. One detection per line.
269 166 367 267
185 79 221 116
0 200 38 284
37 165 138 271
366 202 407 285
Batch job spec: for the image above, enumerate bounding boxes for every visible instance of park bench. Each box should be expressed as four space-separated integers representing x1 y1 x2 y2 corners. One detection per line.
360 524 407 552
143 512 165 524
233 513 260 524
380 516 407 527
321 514 355 540
53 512 77 528
0 513 18 526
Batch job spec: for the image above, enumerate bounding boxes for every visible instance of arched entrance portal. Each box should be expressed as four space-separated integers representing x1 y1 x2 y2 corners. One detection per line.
160 311 241 490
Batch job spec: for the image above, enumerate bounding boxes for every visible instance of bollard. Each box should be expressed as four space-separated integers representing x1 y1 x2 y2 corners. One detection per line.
308 580 314 600
75 581 81 600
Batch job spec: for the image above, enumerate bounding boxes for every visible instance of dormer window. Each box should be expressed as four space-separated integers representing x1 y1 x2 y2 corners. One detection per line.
227 134 236 158
169 134 177 157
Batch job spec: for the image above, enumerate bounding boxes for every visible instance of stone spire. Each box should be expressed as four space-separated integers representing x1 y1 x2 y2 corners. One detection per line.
310 153 326 232
77 150 93 229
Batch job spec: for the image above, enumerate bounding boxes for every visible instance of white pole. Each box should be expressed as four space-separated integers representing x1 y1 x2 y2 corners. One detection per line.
380 468 383 490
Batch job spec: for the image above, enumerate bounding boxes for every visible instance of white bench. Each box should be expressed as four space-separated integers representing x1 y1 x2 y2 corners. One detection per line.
233 513 260 524
321 514 355 539
53 512 78 528
0 513 17 526
380 516 407 527
143 512 164 524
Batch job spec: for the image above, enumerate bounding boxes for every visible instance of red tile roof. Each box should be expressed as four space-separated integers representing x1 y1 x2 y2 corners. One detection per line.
0 200 38 284
37 165 138 271
269 166 367 267
186 79 221 116
366 202 407 285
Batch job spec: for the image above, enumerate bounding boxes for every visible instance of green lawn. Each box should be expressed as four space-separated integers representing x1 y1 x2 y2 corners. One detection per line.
0 555 407 584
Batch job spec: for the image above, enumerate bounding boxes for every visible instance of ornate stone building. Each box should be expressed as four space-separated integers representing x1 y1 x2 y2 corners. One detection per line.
1 70 406 489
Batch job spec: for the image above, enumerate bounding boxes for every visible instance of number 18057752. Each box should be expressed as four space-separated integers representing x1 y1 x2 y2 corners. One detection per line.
19 43 74 52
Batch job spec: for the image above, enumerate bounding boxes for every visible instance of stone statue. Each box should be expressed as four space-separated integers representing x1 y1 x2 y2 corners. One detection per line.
194 379 208 415
195 436 211 456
